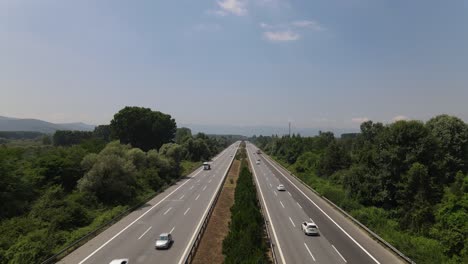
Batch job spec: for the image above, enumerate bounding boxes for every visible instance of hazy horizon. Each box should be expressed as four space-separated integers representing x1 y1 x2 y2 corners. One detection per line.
2 0 467 129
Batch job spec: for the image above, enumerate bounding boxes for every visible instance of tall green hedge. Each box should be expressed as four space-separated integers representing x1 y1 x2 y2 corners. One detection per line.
223 144 270 264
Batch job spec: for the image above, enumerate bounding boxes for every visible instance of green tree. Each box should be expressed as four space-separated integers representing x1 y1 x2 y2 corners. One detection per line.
0 159 32 219
431 172 468 261
4 228 54 264
110 106 177 151
397 163 437 233
53 130 93 146
426 115 468 184
175 127 192 144
183 138 211 161
317 141 351 177
78 149 137 204
30 186 90 230
93 124 112 141
41 135 52 145
159 143 187 163
294 151 319 173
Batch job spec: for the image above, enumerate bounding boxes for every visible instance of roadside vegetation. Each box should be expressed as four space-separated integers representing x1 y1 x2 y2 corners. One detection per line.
222 142 270 264
0 106 240 264
251 114 468 264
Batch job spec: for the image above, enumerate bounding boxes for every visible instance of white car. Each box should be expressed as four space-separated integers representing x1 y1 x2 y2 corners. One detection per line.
301 221 319 236
155 233 173 249
109 259 129 264
277 184 285 191
256 160 260 165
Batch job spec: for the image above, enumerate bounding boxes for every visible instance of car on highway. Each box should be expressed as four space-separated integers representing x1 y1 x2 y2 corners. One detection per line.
301 221 319 236
155 233 173 249
109 259 129 264
277 184 286 191
203 162 211 170
256 160 260 165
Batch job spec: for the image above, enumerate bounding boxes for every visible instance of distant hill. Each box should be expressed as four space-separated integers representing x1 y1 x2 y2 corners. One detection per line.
0 116 95 133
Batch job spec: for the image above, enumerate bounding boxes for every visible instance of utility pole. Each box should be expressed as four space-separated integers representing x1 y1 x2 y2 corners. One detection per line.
289 122 291 137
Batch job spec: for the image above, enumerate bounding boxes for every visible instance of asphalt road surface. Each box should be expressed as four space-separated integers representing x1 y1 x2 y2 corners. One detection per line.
60 142 239 264
246 142 403 264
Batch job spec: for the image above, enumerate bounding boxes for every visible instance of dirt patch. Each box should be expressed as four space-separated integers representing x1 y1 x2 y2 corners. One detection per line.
192 159 240 264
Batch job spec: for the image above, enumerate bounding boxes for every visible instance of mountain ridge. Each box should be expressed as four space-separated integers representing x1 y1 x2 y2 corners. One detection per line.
0 116 95 133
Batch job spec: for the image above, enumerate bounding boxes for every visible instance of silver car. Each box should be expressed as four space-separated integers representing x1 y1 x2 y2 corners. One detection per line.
155 233 173 249
277 184 286 191
301 221 319 236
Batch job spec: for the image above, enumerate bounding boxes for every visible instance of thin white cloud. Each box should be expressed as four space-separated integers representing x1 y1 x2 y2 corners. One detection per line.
205 9 227 16
259 19 325 42
291 20 325 31
263 30 300 42
392 115 409 121
254 0 291 9
217 0 247 16
352 117 370 123
259 22 272 29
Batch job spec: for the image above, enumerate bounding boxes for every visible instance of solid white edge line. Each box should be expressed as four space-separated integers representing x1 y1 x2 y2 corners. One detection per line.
289 217 296 227
247 145 287 264
78 167 203 264
333 244 347 263
262 153 381 264
177 143 238 264
304 243 316 262
137 226 152 240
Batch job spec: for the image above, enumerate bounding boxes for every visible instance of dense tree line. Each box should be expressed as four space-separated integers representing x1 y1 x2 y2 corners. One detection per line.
252 115 468 263
0 131 44 140
0 106 237 263
223 143 270 264
53 130 94 146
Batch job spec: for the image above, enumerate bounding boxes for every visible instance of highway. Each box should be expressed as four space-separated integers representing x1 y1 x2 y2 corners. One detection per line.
60 142 239 264
246 142 403 264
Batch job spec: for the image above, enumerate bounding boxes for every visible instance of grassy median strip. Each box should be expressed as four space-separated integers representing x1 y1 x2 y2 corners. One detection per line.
222 143 270 264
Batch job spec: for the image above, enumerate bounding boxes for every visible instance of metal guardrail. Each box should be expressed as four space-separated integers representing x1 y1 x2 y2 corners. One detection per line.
247 157 278 264
183 148 237 263
260 150 416 264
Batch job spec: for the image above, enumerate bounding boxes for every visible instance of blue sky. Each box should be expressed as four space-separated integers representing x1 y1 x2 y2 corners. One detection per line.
1 0 467 130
